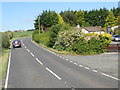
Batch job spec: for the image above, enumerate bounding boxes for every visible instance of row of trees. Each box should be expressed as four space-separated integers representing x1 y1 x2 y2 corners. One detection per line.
34 7 120 31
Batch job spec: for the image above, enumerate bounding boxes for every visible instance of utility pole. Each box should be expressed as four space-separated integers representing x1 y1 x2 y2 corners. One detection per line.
38 16 40 34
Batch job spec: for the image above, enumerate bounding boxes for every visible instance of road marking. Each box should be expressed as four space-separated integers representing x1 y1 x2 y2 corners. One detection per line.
27 49 30 52
79 65 83 67
62 57 65 59
24 46 26 48
92 70 98 72
74 63 77 65
85 67 90 70
30 53 34 57
57 55 59 57
5 51 11 88
66 59 68 61
36 58 43 65
70 61 73 63
101 73 120 81
59 56 62 58
46 67 61 80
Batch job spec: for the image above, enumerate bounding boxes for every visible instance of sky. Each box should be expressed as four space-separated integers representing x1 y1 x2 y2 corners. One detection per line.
1 1 119 32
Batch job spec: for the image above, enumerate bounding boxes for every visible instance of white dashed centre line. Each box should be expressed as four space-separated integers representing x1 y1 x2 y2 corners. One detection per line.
74 63 77 65
27 49 30 52
66 59 68 61
85 67 90 70
79 65 83 67
46 67 62 80
93 70 98 73
70 61 73 63
36 58 43 65
31 53 34 57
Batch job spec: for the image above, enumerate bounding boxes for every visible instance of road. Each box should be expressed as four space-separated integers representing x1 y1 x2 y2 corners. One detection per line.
6 37 119 88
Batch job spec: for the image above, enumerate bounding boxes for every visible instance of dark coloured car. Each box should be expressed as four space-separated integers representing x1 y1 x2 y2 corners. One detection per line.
112 35 120 42
12 40 21 48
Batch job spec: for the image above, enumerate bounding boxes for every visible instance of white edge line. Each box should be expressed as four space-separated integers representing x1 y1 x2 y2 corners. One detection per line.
101 73 120 81
46 67 61 80
4 50 11 88
31 39 57 55
36 58 43 65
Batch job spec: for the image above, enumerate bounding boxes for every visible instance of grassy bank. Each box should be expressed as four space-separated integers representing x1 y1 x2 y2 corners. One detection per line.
33 40 77 55
13 31 33 38
0 50 9 89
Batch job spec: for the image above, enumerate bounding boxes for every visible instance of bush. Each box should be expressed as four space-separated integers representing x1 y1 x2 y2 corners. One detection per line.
53 27 83 51
5 31 13 39
32 30 50 45
2 33 10 49
47 23 71 47
72 33 112 55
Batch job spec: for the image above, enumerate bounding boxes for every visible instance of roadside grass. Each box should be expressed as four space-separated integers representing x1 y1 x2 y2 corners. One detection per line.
0 50 9 79
0 49 9 89
32 40 77 55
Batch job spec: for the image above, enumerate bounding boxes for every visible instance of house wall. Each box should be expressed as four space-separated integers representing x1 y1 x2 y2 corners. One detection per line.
81 29 89 33
81 29 104 34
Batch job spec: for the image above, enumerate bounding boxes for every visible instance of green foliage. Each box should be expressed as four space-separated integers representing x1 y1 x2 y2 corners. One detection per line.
5 31 13 39
72 37 107 55
104 11 117 28
84 8 109 27
54 30 111 55
2 33 10 49
112 26 120 35
41 10 59 30
60 10 76 26
32 31 50 45
53 27 83 51
75 10 85 27
57 14 64 24
47 24 69 47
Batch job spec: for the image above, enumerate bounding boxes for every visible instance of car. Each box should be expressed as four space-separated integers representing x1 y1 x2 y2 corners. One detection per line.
12 40 21 48
112 35 120 42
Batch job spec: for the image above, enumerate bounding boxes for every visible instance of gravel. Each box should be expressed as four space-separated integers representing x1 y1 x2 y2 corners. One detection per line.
60 52 119 78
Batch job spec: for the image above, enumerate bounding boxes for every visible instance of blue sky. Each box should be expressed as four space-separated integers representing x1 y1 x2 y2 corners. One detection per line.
1 2 119 31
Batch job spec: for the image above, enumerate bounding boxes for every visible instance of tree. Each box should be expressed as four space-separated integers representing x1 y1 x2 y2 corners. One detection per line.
40 10 59 31
84 8 109 27
57 14 64 24
104 11 117 28
75 10 85 27
60 10 76 26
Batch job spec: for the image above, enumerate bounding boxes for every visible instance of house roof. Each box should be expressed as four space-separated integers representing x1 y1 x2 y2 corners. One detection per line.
83 26 104 32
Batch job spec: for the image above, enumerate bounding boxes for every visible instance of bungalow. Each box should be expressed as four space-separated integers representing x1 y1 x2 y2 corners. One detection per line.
81 26 104 34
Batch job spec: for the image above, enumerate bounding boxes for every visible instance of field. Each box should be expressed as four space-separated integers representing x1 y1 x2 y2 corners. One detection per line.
13 31 33 38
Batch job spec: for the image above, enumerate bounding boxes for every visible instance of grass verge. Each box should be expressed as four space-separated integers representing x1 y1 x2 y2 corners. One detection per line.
0 49 9 89
32 40 77 55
